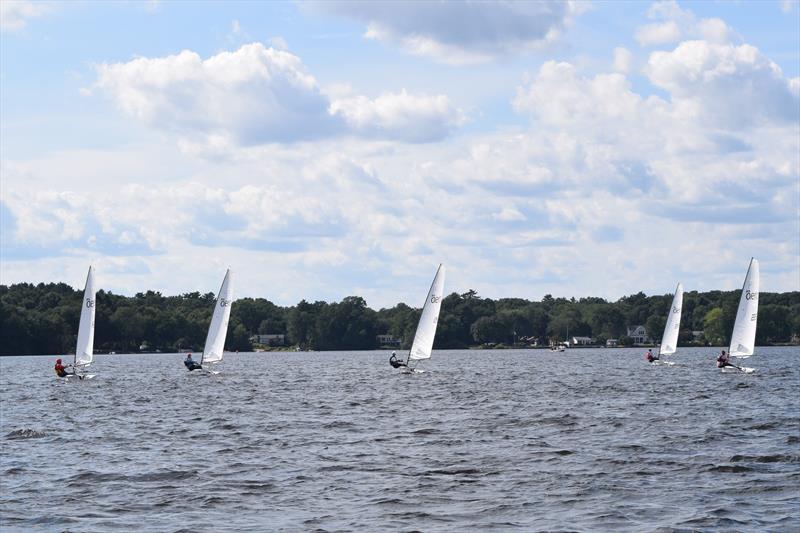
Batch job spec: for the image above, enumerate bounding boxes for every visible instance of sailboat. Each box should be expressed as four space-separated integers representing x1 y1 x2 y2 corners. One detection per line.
396 264 445 373
199 268 234 374
654 282 683 366
65 266 97 380
721 258 759 373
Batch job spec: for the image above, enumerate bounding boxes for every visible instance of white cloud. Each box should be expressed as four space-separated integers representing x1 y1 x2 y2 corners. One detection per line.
612 47 634 74
635 20 682 46
330 90 466 143
635 1 734 47
646 41 799 128
93 43 466 148
307 0 582 64
0 0 50 31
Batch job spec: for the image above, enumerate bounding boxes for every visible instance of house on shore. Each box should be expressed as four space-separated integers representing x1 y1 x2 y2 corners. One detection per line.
571 336 594 346
627 325 649 344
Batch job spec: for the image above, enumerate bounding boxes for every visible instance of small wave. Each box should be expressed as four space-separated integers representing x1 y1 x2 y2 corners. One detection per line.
731 454 800 464
425 467 482 476
747 422 780 430
708 464 753 473
6 428 47 440
411 428 438 435
787 435 800 444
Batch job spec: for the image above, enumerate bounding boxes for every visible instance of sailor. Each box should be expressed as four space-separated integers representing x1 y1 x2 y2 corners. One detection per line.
716 350 732 368
389 351 406 369
54 358 75 378
645 349 657 363
184 353 202 371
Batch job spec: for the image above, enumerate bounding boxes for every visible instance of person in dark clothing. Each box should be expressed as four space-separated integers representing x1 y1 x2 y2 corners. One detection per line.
389 351 407 369
645 349 658 363
54 358 75 378
184 353 202 371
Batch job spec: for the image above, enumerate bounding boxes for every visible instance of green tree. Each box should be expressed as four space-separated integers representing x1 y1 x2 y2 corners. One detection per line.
703 308 726 345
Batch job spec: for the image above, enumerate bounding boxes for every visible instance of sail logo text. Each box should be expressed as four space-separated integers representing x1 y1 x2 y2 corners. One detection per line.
430 295 441 304
672 306 681 314
219 298 231 307
745 290 758 300
85 298 94 308
751 313 757 321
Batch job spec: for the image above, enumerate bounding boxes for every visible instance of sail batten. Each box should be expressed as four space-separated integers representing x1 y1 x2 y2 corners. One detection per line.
201 269 234 365
729 258 759 358
407 264 446 363
74 266 96 367
659 282 683 357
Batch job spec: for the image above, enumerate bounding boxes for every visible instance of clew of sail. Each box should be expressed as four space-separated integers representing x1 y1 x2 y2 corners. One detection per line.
729 258 759 358
659 282 683 357
408 264 446 362
201 269 234 365
74 266 96 368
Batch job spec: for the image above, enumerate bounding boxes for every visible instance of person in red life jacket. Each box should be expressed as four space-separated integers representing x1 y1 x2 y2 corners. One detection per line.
645 349 657 363
54 358 75 378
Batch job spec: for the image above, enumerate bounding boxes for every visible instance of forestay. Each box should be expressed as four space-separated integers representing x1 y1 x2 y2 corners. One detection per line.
74 266 96 368
408 264 446 362
729 258 759 358
201 269 234 365
658 282 683 357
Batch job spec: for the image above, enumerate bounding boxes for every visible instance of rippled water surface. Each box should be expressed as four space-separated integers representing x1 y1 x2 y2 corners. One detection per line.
2 347 799 531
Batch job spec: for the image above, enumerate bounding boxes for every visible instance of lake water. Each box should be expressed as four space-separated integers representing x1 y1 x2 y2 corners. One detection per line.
1 347 798 531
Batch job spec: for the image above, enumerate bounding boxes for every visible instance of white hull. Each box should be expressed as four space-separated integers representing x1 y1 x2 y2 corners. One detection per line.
721 366 755 374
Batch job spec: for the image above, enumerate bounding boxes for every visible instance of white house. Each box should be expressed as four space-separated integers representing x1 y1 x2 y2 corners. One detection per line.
571 336 593 346
606 339 619 347
626 325 649 344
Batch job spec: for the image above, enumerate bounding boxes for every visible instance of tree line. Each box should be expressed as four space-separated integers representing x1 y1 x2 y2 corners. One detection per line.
0 282 798 356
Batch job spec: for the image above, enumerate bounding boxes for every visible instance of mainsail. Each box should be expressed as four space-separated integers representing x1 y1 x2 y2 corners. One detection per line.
658 282 683 357
408 264 446 363
201 269 234 365
74 266 96 368
729 258 759 358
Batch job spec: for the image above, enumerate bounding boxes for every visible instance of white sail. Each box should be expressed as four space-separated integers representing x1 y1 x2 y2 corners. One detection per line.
201 269 234 365
408 264 446 362
74 266 96 367
729 258 759 358
659 282 683 357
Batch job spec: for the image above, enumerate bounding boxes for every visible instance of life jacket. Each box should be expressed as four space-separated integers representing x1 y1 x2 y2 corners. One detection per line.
54 363 66 377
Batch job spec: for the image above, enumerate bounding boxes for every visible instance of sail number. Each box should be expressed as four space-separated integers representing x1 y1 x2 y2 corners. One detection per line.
430 295 441 304
85 298 95 308
672 306 680 314
219 298 231 307
745 290 758 300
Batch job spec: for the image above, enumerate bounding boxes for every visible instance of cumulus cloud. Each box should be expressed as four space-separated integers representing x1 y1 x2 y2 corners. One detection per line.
330 90 466 143
646 41 800 127
306 0 582 64
635 1 732 47
0 0 50 31
94 43 465 147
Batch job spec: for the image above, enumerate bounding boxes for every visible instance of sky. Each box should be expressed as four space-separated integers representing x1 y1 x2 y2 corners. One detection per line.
1 0 798 308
